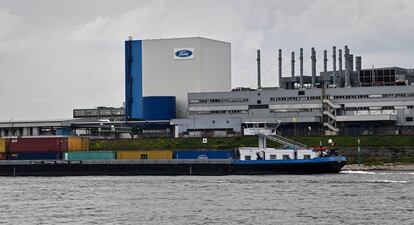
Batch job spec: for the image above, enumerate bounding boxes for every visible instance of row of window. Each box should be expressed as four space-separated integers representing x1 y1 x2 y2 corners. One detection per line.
189 110 249 115
190 92 414 105
189 98 249 104
73 110 124 117
270 96 321 101
190 106 413 115
270 108 320 113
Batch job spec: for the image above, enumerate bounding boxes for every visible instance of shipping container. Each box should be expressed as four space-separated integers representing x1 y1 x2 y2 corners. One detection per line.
67 137 89 151
9 137 67 153
64 151 116 160
0 154 6 160
174 150 235 159
8 152 62 160
117 150 173 160
0 138 7 153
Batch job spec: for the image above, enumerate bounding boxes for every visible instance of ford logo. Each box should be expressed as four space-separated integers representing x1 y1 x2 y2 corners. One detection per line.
175 50 193 58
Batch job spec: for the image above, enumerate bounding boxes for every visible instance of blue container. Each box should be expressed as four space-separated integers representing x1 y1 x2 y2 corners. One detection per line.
8 152 62 160
174 150 235 159
55 128 72 136
143 96 176 120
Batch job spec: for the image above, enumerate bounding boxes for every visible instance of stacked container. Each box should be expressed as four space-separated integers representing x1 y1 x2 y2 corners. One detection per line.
67 137 89 151
0 138 7 160
64 151 116 160
117 150 173 160
173 150 235 159
5 136 89 160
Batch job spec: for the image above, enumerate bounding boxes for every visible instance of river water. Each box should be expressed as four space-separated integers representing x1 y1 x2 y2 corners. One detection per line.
0 171 413 225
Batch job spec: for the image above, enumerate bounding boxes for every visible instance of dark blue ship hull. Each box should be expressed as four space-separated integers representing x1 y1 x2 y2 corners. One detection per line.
0 157 347 176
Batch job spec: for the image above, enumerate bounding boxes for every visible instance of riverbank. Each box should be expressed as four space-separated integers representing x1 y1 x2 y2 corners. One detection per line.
89 136 414 165
343 163 414 171
90 136 414 150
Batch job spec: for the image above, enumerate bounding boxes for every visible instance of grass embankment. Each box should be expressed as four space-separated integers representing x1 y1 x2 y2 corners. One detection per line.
90 136 414 166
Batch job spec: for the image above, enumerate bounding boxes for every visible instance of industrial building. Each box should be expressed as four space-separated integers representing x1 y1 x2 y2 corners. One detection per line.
73 107 125 121
172 46 414 137
125 37 231 120
2 37 414 139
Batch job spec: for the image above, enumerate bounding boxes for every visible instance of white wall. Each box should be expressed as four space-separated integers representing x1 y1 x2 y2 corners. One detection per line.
142 37 231 118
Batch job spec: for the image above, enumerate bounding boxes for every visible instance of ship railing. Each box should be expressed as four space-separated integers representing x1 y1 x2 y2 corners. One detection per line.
258 133 307 150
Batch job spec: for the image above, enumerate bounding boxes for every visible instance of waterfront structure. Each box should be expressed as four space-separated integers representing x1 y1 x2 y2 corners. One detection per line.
172 46 414 137
125 37 231 119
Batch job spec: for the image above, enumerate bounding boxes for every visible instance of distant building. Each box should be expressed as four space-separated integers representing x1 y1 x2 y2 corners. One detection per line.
171 85 414 137
73 107 125 122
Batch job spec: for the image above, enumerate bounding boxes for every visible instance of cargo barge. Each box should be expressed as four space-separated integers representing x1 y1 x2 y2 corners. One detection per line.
0 156 346 176
0 134 347 176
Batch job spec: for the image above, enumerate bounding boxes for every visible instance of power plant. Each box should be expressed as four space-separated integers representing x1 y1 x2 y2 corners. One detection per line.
1 37 414 138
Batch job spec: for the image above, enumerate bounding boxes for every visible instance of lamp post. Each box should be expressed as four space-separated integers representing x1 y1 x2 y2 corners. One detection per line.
357 138 361 167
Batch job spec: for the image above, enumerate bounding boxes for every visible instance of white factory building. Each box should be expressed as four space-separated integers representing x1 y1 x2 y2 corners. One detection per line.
125 37 232 119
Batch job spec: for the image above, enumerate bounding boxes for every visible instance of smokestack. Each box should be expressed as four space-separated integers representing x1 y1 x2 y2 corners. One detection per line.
257 50 261 89
323 50 328 73
350 54 354 71
332 46 337 86
300 48 304 88
278 49 282 88
311 47 316 87
350 54 354 86
356 56 362 87
338 49 343 87
344 46 350 87
291 51 295 77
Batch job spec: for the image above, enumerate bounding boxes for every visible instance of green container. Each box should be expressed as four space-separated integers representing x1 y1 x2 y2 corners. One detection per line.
64 151 115 160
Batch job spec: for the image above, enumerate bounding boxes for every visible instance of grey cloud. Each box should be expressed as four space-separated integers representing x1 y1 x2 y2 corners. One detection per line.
0 0 413 120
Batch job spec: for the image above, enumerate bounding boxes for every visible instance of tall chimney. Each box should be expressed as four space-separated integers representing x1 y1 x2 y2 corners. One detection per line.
350 54 354 86
291 51 295 77
300 48 304 88
332 46 337 86
278 49 282 88
344 46 350 87
355 56 362 87
323 50 328 73
338 49 343 87
257 50 261 89
311 47 317 87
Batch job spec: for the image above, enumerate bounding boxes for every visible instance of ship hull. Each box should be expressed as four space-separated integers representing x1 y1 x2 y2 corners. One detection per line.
0 157 346 176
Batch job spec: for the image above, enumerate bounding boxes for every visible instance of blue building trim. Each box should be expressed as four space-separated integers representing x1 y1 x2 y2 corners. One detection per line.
125 40 143 120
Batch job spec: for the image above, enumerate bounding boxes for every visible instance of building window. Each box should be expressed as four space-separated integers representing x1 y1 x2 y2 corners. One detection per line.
406 117 413 122
282 155 291 160
141 154 148 159
304 155 311 159
245 155 251 160
257 100 261 104
212 120 215 124
270 155 277 160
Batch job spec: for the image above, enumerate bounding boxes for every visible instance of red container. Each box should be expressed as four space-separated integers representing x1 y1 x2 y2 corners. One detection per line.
9 137 68 153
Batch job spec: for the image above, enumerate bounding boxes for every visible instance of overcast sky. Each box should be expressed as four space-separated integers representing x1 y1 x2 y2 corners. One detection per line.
1 0 414 120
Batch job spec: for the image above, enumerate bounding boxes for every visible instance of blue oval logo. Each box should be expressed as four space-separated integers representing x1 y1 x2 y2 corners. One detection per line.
175 50 193 58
